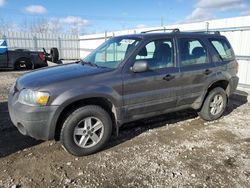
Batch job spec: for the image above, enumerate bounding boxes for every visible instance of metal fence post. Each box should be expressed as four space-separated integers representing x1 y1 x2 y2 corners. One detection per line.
206 22 209 32
58 37 62 59
77 37 80 59
33 36 38 51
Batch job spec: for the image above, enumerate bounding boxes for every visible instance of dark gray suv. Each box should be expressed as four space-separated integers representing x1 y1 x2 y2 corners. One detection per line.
8 29 239 156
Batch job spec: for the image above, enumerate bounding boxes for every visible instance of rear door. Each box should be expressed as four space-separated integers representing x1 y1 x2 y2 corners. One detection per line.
176 36 216 108
0 40 8 67
122 37 183 120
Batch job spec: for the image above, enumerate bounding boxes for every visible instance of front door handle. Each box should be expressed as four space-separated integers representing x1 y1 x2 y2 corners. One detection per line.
163 74 175 81
204 69 212 75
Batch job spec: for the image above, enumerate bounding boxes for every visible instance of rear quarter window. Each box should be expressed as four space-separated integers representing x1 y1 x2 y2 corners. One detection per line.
209 38 235 62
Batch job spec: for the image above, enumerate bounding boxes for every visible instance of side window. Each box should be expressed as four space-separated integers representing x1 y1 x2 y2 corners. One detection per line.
210 39 234 61
136 42 155 59
179 38 208 66
135 39 174 70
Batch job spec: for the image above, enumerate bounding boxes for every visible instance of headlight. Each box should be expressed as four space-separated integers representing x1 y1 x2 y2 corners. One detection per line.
18 89 50 106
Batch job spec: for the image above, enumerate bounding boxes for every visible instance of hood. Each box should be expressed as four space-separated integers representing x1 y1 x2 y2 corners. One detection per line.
17 63 110 90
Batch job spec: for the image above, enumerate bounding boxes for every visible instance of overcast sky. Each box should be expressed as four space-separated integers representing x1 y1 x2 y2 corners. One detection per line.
0 0 250 34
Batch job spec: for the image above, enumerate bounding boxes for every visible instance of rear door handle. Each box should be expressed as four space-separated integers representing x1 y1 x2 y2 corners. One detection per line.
163 74 175 81
204 69 212 75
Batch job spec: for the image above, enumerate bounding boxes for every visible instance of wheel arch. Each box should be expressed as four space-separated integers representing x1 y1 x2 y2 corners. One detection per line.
14 57 33 69
198 79 230 110
54 97 118 140
206 80 230 96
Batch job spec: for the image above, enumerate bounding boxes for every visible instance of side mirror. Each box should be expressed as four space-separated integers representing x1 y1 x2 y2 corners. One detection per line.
130 61 148 73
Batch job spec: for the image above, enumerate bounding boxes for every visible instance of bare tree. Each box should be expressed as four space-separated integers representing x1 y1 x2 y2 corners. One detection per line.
29 19 50 33
0 18 20 34
0 17 85 35
29 18 63 34
69 21 80 35
49 18 62 33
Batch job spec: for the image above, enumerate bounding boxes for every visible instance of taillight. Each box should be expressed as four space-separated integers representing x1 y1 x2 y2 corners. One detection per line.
38 52 45 61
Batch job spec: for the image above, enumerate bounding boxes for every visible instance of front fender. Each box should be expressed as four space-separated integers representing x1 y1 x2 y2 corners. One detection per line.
47 85 122 139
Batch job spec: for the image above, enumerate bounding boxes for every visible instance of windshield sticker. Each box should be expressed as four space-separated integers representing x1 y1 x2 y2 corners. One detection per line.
120 39 135 45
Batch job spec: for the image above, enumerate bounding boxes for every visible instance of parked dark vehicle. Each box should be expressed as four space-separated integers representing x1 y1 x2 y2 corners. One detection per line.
8 29 239 156
0 39 60 70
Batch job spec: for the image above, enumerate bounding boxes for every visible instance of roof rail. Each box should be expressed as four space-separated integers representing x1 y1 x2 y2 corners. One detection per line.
141 28 180 33
192 31 221 35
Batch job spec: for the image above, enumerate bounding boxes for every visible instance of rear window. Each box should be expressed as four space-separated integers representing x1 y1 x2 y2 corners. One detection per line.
210 39 234 61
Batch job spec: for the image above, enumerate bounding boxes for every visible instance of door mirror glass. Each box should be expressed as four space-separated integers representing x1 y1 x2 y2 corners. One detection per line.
131 61 148 73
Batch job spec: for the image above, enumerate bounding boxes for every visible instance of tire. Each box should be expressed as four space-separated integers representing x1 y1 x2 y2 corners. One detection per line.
50 48 59 63
198 87 227 121
60 105 112 156
14 58 32 70
26 61 34 69
56 59 63 64
14 62 21 70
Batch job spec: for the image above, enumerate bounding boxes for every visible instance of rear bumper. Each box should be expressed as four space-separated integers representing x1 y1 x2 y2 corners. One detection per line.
229 76 239 95
8 88 59 140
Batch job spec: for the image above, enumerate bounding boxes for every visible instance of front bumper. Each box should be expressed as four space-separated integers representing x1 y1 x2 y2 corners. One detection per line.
8 88 59 140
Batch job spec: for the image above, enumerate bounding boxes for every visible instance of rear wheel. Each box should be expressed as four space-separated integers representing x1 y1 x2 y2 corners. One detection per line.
60 105 112 156
198 87 227 121
15 58 33 70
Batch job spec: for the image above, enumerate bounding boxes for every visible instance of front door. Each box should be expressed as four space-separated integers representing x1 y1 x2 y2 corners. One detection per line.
122 38 182 121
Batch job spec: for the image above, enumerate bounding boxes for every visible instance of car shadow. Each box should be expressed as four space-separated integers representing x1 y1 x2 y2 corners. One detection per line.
224 89 248 116
106 89 248 150
107 109 198 149
0 69 29 73
0 101 42 158
0 90 248 157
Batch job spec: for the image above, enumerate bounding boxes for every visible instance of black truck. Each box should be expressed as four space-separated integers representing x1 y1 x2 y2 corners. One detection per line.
0 39 59 70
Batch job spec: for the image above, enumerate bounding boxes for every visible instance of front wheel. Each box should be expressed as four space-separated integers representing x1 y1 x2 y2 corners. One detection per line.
198 87 227 121
60 105 112 156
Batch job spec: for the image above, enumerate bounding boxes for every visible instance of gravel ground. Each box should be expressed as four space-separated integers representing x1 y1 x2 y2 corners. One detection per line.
0 64 250 188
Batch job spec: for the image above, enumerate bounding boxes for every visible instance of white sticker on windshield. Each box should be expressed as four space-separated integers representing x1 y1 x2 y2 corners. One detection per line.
120 39 135 45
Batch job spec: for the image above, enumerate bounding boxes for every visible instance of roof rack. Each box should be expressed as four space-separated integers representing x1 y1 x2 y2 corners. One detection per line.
192 31 221 35
141 28 180 34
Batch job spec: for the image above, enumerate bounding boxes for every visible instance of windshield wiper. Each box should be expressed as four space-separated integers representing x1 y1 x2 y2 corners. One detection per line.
80 60 99 67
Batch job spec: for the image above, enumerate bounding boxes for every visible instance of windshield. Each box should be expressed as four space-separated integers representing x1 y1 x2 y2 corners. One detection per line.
83 37 141 69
